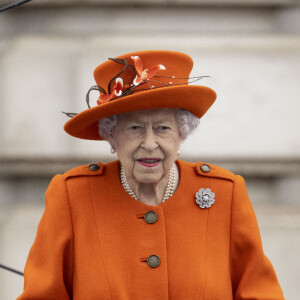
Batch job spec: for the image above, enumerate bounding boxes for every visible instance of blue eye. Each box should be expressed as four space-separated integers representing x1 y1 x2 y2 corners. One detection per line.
128 125 142 130
158 126 170 131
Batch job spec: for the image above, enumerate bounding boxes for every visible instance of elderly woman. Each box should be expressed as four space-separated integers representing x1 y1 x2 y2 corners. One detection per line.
18 51 284 300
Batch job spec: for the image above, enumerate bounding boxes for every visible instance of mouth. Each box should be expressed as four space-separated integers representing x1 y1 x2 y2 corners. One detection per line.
137 158 161 168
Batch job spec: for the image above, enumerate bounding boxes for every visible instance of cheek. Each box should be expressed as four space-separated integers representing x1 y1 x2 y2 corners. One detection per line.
116 147 135 177
115 138 140 163
160 135 180 159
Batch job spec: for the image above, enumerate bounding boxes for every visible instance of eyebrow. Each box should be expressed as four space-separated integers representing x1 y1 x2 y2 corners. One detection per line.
125 120 175 126
152 119 175 125
126 117 174 123
123 114 176 125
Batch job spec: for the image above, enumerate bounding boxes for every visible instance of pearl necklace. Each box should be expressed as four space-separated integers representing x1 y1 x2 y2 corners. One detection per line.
120 165 177 203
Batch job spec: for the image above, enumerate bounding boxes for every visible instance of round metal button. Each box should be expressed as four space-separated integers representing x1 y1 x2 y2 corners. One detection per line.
89 164 100 171
147 255 160 268
200 164 211 173
144 211 158 224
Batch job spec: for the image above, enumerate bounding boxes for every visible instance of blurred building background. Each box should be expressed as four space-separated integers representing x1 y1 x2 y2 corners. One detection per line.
0 0 299 299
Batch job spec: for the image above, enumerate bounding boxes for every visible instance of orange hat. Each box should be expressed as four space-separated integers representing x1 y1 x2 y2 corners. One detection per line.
64 50 217 140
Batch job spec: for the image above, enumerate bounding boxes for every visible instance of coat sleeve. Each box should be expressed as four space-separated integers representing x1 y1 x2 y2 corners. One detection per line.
17 175 73 300
230 175 284 300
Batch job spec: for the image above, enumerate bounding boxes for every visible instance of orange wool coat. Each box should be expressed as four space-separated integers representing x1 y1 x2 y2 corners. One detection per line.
17 160 284 300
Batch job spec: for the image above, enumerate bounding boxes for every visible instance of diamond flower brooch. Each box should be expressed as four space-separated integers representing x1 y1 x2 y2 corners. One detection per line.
196 188 215 208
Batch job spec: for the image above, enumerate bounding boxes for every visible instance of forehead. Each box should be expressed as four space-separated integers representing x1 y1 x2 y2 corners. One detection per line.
118 108 177 123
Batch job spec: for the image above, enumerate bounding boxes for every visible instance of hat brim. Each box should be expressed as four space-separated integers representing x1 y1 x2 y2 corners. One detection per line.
64 85 217 140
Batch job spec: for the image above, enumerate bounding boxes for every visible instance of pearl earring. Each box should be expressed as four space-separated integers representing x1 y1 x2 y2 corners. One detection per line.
177 150 181 156
110 147 116 154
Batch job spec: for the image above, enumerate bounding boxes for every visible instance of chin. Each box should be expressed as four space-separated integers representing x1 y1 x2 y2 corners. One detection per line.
135 173 162 184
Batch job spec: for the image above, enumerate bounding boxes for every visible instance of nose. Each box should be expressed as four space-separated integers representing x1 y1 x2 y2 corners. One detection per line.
141 127 158 151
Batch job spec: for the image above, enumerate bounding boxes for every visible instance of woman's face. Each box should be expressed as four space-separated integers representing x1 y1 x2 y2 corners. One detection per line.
108 108 181 184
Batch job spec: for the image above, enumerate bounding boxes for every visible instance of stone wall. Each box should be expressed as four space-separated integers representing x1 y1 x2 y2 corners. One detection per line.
0 1 299 299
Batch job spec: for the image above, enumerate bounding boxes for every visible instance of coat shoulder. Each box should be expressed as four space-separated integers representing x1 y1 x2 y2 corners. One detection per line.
179 160 235 182
61 161 108 180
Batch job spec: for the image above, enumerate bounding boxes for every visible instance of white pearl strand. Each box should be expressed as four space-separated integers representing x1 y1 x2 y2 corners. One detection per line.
120 165 176 203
